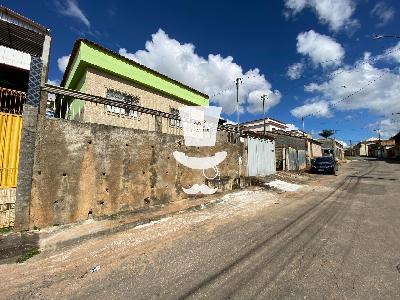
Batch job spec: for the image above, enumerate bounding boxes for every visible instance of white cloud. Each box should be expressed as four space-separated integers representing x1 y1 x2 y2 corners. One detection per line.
378 42 400 63
55 0 90 27
47 79 60 86
284 0 307 14
369 118 400 139
118 29 281 115
287 62 304 79
371 2 395 27
291 43 400 121
284 0 358 32
297 30 345 68
285 123 299 131
290 100 331 118
304 60 400 117
57 55 70 73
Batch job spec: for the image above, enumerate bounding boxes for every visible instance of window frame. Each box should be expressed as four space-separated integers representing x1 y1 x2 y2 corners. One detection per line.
105 89 141 120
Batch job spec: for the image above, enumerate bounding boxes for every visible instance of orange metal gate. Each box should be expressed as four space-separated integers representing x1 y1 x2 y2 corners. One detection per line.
0 112 22 187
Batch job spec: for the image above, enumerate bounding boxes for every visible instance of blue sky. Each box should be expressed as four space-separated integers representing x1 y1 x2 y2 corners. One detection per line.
3 0 400 144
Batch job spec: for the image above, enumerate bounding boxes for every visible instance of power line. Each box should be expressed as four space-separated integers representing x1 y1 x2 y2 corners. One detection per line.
302 46 400 85
301 68 393 119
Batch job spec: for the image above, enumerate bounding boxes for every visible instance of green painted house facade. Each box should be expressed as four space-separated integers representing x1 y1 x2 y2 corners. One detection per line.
60 39 208 132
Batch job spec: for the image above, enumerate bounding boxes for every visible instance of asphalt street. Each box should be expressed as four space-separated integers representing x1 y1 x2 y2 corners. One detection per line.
2 159 400 299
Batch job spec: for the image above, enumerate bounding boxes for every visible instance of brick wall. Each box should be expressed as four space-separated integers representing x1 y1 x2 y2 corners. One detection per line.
78 68 192 134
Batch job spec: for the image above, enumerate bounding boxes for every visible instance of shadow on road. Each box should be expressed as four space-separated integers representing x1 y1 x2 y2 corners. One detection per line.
0 231 40 264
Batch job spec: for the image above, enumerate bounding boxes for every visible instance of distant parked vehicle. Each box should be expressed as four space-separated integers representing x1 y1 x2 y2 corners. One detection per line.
310 156 338 175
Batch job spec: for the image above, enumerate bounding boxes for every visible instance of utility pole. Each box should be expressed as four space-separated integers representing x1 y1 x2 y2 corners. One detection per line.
235 78 242 185
333 130 336 160
373 128 381 158
301 117 305 132
349 139 353 156
235 78 242 137
331 129 340 160
261 94 268 135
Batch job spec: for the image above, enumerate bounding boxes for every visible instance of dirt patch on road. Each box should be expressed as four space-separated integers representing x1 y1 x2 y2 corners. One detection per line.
0 189 279 299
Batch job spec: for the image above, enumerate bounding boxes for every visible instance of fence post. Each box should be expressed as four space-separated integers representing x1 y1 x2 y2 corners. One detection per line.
14 35 51 231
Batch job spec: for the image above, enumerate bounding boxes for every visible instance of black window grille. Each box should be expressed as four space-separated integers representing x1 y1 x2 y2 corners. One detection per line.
105 89 140 119
169 108 181 128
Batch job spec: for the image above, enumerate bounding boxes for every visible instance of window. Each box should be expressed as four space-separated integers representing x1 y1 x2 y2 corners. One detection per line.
105 89 140 119
169 108 181 128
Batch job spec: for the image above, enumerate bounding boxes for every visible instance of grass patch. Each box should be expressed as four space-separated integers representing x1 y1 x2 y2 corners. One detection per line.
16 249 40 263
0 226 13 234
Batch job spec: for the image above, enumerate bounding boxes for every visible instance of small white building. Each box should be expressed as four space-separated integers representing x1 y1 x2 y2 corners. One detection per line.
241 117 288 133
354 138 379 156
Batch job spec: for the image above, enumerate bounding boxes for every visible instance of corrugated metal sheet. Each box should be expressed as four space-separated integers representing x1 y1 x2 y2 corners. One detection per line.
0 19 45 57
247 137 276 176
0 112 22 187
298 150 307 170
286 148 307 171
288 147 298 171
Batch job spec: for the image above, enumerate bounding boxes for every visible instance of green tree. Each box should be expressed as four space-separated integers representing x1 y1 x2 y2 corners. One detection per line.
319 129 334 139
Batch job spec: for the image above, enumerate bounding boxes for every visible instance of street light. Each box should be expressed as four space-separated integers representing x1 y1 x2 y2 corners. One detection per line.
260 94 268 135
372 34 400 40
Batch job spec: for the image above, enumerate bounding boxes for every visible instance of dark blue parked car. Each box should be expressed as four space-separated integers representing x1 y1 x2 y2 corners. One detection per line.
310 156 338 175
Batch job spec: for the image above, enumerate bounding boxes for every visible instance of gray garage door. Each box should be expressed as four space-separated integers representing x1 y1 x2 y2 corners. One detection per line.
247 137 276 176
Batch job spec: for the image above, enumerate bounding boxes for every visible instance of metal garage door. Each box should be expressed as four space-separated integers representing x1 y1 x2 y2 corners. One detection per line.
297 150 306 170
0 112 22 187
247 137 276 176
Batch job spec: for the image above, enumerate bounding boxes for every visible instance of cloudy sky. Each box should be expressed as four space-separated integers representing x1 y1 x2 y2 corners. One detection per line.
4 0 400 142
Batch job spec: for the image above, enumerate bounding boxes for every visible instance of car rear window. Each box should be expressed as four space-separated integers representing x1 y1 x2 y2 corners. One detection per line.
315 157 334 163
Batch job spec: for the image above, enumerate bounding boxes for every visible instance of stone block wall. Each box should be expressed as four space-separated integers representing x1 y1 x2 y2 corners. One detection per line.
0 188 16 228
28 118 245 228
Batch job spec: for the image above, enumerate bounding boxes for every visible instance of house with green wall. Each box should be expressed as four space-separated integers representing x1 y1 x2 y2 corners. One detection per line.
59 39 209 132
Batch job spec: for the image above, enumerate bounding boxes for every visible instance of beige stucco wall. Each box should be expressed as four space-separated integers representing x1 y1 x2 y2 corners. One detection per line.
311 142 322 158
359 144 368 156
77 68 196 135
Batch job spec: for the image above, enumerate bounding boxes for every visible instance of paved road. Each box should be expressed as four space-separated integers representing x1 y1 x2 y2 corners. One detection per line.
3 159 400 299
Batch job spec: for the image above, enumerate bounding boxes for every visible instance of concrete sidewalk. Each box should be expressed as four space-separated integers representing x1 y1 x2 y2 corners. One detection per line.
0 171 317 263
0 186 260 262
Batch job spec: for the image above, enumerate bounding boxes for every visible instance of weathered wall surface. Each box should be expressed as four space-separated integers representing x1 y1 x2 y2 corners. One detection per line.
310 142 322 158
29 118 245 228
272 133 307 150
270 133 306 169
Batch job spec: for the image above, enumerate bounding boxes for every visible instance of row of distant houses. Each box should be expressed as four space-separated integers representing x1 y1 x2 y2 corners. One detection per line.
350 134 400 159
239 118 344 170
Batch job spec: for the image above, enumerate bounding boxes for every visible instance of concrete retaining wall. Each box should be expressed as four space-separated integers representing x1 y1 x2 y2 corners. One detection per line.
27 118 245 228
